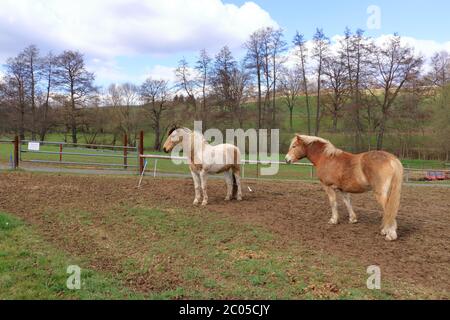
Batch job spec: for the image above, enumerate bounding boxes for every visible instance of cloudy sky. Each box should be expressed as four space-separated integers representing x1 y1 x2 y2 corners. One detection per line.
1 0 449 86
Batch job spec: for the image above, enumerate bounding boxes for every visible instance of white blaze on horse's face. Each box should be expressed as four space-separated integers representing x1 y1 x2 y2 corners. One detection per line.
285 135 306 164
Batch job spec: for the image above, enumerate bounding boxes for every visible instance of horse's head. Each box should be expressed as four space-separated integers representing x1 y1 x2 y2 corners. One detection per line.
285 135 307 164
163 126 185 153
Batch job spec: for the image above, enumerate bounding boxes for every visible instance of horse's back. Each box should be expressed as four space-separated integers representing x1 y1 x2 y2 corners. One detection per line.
205 143 241 173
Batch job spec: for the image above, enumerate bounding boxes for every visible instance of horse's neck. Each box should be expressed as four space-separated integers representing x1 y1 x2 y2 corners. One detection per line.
185 133 208 162
305 142 326 166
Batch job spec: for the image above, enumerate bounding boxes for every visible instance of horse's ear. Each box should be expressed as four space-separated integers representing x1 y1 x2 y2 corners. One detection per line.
296 134 302 143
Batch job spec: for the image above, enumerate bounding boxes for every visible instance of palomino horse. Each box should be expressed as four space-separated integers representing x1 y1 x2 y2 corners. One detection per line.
162 126 242 205
285 134 403 241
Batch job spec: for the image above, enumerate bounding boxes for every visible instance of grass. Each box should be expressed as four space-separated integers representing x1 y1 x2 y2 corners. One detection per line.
0 212 143 299
0 203 431 299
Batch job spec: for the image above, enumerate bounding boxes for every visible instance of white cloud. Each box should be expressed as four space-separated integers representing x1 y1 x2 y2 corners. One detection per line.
141 65 177 83
0 0 278 59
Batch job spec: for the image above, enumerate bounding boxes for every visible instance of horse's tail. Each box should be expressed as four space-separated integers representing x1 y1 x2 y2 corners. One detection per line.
382 158 403 240
232 147 241 200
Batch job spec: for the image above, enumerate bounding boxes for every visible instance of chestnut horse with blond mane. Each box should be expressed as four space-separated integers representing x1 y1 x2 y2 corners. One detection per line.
285 134 403 241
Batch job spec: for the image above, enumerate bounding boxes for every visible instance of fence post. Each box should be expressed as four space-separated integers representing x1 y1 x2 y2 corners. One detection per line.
59 144 63 162
13 135 19 169
139 131 144 174
153 159 158 177
123 134 128 170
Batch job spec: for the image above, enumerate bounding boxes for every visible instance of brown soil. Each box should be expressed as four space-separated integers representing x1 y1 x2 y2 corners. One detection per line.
0 172 449 296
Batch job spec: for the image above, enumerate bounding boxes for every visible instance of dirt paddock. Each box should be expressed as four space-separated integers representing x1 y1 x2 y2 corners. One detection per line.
0 172 449 296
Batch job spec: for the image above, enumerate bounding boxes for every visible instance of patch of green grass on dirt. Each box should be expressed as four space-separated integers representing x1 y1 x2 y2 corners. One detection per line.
116 206 414 299
0 200 434 300
0 211 143 299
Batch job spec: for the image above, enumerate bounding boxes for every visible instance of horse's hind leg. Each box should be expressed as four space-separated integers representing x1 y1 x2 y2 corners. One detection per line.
323 185 339 224
224 171 233 201
341 192 357 223
233 167 242 201
199 170 209 206
191 170 201 205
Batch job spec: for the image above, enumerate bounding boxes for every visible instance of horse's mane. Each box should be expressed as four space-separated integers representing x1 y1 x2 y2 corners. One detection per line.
296 135 343 157
168 126 191 135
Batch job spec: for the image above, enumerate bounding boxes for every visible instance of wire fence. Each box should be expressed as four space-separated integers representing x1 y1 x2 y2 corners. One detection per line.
17 136 140 172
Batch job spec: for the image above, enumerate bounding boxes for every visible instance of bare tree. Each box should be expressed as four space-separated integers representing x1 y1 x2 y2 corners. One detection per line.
4 55 27 139
339 28 370 148
21 45 41 140
293 32 312 135
259 28 273 122
175 58 197 116
323 54 349 131
244 29 264 129
368 34 423 149
106 83 140 146
312 28 330 135
229 64 249 127
54 50 96 143
195 49 212 124
141 78 170 150
426 51 450 87
270 28 287 127
211 46 237 113
37 52 56 141
279 67 302 130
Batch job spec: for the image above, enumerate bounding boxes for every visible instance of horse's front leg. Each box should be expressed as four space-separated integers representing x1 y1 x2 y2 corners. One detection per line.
323 185 339 224
200 170 209 206
191 170 201 205
341 192 358 223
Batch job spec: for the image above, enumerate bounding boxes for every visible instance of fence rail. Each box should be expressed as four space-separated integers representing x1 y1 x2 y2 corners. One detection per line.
139 153 450 184
2 133 449 185
14 133 142 172
20 139 136 150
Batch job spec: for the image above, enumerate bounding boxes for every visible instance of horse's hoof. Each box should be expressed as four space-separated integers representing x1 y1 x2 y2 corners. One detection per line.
381 229 387 235
236 196 242 201
224 197 231 201
201 200 208 206
385 231 397 241
193 199 199 205
349 218 358 224
328 218 338 225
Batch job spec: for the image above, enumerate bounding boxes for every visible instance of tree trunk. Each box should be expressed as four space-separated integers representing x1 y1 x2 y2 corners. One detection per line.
71 120 77 144
154 120 161 151
30 56 36 141
332 111 338 131
257 65 262 130
289 107 293 130
376 114 387 150
19 105 25 140
315 80 321 136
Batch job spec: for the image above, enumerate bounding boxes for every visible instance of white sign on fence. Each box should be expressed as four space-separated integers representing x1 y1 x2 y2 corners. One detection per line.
28 141 40 151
